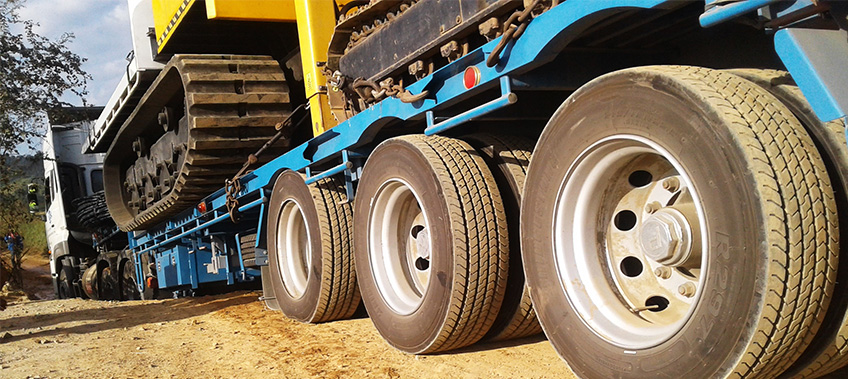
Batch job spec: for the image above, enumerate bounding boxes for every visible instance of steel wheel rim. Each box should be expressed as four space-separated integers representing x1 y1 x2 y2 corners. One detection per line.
275 199 311 299
553 134 707 349
368 179 432 315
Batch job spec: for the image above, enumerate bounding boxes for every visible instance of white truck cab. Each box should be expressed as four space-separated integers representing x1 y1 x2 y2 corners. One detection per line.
43 109 105 298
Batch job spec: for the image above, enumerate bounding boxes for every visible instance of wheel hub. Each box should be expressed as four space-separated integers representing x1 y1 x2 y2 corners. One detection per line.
275 199 311 299
368 179 432 315
553 135 707 349
640 208 692 267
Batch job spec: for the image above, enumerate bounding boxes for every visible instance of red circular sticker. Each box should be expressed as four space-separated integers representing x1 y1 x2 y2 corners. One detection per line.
464 66 480 89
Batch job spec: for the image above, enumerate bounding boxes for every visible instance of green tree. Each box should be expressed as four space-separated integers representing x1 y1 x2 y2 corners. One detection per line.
1 0 90 159
0 0 89 290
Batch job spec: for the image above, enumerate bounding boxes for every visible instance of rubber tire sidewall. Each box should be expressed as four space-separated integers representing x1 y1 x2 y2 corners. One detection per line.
522 71 767 377
119 258 140 301
267 170 325 322
353 139 456 353
58 264 74 299
99 265 116 300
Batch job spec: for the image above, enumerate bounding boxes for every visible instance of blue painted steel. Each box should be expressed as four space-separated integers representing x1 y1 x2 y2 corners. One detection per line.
775 28 848 123
768 0 820 22
304 161 352 185
155 245 191 288
186 238 199 289
700 0 779 27
254 200 268 266
129 0 683 292
235 232 247 275
152 240 231 289
128 231 148 295
234 0 674 198
208 234 235 285
424 76 517 136
135 197 264 255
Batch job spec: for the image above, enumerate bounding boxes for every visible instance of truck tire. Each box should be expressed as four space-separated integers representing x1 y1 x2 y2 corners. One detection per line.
462 133 541 341
266 170 359 323
727 69 848 378
353 135 509 354
57 264 75 299
521 66 837 378
119 259 140 301
99 264 118 300
239 233 258 267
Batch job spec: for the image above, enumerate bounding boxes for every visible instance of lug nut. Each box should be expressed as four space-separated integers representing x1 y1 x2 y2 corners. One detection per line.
654 266 672 279
662 177 680 192
645 201 662 214
678 282 696 298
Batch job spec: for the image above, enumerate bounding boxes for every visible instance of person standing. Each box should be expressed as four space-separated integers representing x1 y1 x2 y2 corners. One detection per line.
4 232 14 262
13 231 23 262
4 231 22 285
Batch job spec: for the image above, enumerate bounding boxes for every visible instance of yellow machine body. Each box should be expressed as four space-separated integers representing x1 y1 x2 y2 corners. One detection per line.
293 1 337 135
151 0 338 135
205 0 298 21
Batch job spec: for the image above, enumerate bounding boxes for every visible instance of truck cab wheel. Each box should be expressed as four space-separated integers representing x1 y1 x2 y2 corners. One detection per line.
99 265 118 300
353 135 509 354
57 264 75 299
266 170 359 323
521 66 837 378
119 259 140 301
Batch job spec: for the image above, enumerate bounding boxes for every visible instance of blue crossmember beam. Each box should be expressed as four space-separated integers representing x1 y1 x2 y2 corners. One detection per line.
133 0 677 251
424 76 517 136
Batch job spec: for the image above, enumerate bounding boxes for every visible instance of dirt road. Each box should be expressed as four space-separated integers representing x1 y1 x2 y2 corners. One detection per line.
0 256 575 378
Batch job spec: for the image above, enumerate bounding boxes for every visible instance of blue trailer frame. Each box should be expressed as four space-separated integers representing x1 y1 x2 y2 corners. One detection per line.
125 0 848 295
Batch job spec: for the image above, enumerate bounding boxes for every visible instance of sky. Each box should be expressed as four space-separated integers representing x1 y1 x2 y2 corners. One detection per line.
17 0 133 106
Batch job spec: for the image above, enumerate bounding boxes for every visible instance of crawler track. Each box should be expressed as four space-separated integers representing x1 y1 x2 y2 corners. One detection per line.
103 55 291 231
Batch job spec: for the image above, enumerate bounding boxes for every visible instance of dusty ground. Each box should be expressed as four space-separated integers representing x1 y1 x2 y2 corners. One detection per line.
0 255 575 378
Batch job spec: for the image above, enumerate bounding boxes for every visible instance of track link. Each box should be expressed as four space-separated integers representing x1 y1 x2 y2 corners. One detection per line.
104 55 291 231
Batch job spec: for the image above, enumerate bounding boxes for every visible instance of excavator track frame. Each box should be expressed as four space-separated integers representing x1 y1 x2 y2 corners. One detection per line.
104 55 292 231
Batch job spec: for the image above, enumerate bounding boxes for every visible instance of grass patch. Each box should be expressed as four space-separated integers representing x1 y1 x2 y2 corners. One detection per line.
18 219 48 257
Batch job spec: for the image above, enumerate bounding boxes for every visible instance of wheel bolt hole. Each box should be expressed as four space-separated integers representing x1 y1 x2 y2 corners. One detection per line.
415 257 429 271
667 191 682 206
677 267 695 278
619 256 643 277
410 225 425 238
645 296 669 312
628 170 653 187
614 210 637 231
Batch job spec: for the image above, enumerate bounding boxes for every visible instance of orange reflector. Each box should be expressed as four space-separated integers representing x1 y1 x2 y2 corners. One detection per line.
146 276 157 289
463 66 480 89
198 202 207 213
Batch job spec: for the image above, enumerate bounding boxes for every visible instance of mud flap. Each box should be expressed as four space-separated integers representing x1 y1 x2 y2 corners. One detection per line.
260 266 281 311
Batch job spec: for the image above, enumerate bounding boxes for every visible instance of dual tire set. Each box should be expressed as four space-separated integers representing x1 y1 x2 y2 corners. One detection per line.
266 133 537 352
265 66 848 378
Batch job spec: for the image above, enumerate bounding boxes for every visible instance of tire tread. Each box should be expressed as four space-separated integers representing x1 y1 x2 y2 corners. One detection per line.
396 135 510 353
309 176 361 322
646 66 837 378
463 133 543 341
728 69 847 379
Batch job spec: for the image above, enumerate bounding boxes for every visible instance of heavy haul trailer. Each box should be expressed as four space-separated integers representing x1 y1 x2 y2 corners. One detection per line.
85 0 848 377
